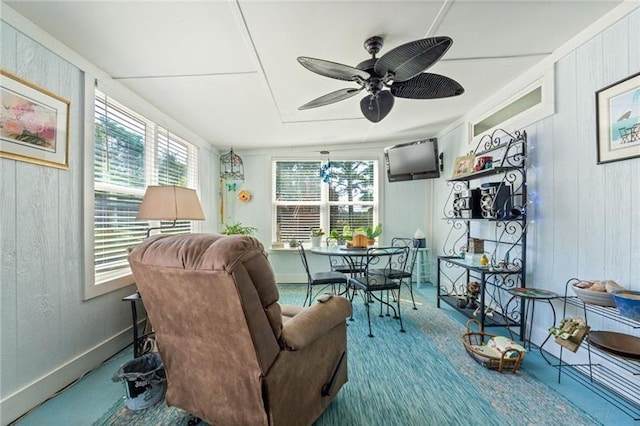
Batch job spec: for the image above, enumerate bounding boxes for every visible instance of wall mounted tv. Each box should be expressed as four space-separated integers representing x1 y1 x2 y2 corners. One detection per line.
384 138 441 182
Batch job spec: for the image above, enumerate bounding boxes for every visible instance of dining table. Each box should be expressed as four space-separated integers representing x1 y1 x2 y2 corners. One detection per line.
309 245 372 276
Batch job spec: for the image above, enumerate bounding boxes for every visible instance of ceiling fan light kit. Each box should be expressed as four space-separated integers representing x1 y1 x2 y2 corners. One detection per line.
298 35 464 122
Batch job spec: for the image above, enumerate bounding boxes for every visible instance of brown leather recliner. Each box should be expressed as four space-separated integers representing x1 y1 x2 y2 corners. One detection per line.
128 233 351 426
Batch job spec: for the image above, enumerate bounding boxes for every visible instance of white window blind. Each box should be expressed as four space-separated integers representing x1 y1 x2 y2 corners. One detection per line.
273 159 378 242
94 90 199 279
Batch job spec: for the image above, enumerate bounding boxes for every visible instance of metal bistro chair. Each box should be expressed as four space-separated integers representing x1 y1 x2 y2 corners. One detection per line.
348 246 410 337
388 237 419 310
298 243 348 306
325 237 365 276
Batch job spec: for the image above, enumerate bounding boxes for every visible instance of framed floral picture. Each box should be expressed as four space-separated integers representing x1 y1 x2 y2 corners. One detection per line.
596 71 640 164
0 69 70 169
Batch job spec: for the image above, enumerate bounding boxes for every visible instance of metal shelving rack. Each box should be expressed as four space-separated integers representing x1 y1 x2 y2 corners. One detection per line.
437 129 527 334
558 279 640 421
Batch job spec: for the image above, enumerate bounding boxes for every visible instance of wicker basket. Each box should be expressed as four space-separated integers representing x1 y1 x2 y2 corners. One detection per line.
461 319 525 373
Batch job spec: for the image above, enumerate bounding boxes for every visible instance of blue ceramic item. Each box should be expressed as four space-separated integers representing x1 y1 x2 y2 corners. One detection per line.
612 290 640 321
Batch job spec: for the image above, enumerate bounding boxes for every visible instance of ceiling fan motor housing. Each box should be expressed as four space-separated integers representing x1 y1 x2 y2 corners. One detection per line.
364 36 384 57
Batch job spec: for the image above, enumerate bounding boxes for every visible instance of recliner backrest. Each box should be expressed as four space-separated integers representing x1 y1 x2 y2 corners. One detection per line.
128 234 283 423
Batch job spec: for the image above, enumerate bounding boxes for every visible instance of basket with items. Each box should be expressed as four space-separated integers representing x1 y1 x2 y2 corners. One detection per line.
571 279 625 307
461 319 526 373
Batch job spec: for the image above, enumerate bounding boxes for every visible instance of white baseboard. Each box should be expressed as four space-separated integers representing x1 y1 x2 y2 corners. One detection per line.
0 328 132 426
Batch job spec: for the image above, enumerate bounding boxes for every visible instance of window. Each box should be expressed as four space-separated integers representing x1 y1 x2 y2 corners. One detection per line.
469 68 554 142
92 90 199 292
472 87 542 137
272 159 378 242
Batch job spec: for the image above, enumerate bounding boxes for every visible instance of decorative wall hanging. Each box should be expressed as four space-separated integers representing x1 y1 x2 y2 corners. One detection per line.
219 147 244 181
237 189 252 203
320 150 332 183
596 71 640 164
219 148 245 223
0 69 70 169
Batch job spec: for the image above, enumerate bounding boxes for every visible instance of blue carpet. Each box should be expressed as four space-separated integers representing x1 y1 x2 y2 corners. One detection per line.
94 284 600 425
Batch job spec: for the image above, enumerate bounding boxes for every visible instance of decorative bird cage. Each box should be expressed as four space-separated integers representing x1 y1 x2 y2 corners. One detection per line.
219 148 244 182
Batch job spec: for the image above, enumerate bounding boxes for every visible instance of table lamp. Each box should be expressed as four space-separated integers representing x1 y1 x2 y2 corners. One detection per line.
137 185 205 237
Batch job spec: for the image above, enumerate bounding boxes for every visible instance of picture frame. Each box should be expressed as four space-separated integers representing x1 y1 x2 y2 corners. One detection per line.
0 69 70 169
596 71 640 164
452 154 476 177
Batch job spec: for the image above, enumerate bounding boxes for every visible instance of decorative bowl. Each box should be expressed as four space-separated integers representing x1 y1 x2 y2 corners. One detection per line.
612 290 640 321
571 283 616 307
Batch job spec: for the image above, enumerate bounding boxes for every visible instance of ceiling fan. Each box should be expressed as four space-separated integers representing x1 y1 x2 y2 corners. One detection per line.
297 36 464 122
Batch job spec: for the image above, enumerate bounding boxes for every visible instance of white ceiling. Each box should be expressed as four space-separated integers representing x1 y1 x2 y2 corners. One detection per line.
4 0 624 151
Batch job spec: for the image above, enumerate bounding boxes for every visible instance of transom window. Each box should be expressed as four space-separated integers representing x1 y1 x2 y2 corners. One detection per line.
272 159 378 242
93 90 199 286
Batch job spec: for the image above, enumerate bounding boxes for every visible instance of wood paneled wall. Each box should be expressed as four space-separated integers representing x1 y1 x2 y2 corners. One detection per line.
0 21 217 423
0 22 135 409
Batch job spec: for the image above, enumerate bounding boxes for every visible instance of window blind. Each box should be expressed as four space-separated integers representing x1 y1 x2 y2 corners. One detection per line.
273 159 377 242
94 90 199 280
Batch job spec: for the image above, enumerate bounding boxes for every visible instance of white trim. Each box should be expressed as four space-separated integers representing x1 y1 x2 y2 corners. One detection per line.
0 327 132 425
83 76 98 300
437 1 640 140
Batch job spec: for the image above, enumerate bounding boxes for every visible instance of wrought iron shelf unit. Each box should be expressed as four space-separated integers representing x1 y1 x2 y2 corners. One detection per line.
557 279 640 420
437 129 527 333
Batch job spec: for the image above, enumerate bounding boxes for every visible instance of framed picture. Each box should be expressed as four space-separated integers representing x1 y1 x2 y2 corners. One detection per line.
596 71 640 164
0 69 70 169
452 154 475 177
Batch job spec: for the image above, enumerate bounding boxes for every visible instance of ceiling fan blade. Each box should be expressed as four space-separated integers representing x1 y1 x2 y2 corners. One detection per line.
374 37 452 82
297 57 371 82
299 87 363 110
391 73 464 99
360 90 394 123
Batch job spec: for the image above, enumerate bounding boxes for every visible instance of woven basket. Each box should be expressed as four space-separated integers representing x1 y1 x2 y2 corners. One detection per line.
461 319 525 373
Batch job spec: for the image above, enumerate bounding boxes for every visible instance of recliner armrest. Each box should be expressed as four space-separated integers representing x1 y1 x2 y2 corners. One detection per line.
280 296 351 350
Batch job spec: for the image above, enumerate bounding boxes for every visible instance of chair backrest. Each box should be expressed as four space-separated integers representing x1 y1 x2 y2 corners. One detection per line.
391 237 419 274
364 246 411 279
297 243 312 280
128 234 283 421
325 237 348 270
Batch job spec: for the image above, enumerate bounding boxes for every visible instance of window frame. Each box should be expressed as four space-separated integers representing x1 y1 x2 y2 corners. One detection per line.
468 68 555 143
271 156 380 245
84 81 200 299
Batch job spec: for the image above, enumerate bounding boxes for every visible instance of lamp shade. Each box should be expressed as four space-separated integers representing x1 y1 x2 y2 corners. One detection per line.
137 185 205 221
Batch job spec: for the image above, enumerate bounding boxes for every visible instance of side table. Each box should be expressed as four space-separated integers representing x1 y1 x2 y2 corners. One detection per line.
506 287 559 364
122 292 155 358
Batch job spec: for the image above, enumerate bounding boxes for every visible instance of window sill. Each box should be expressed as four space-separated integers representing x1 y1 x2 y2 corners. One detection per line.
268 245 299 253
84 268 136 300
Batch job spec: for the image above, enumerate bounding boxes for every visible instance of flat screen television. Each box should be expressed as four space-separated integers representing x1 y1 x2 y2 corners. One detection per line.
384 138 441 182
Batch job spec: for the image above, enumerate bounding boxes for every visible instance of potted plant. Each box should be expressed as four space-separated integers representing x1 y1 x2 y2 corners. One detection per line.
310 228 324 248
364 223 382 245
221 222 257 235
330 225 353 246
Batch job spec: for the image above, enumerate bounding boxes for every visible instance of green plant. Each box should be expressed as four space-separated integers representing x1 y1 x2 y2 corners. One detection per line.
221 222 257 235
330 225 353 241
364 223 382 239
310 228 325 237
